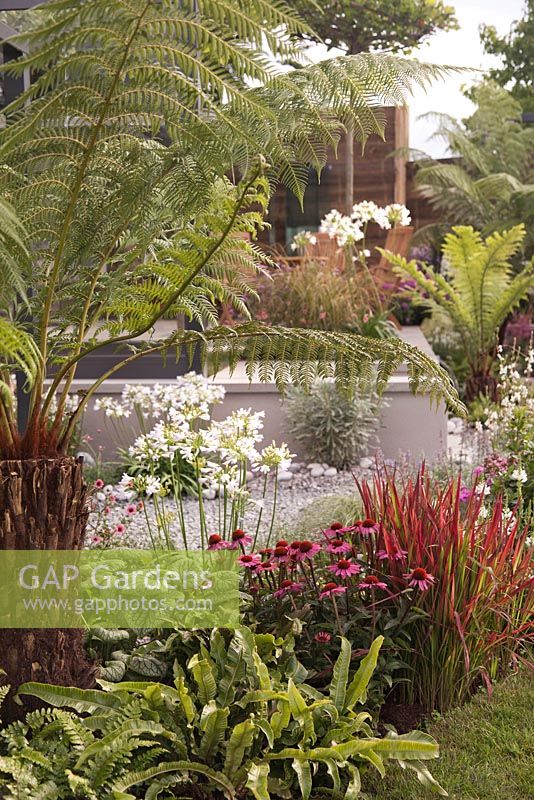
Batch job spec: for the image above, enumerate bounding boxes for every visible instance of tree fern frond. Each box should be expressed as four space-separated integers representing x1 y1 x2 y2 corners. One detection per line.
74 323 465 423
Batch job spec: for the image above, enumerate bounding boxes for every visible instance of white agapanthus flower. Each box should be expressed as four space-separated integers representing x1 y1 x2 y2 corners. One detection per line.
320 209 364 247
144 475 163 496
208 409 265 464
95 372 225 421
291 230 318 251
254 442 295 474
351 200 379 223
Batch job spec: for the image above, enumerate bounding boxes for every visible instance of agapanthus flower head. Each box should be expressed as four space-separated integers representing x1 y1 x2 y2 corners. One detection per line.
255 442 295 474
238 553 262 570
296 540 321 560
230 529 252 548
273 579 304 599
358 575 387 590
404 567 435 591
326 538 352 554
354 518 380 535
314 631 332 644
328 559 361 578
319 582 347 599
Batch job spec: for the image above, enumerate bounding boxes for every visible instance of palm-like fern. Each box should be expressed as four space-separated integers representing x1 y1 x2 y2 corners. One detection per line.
381 225 534 400
408 82 534 254
0 0 462 458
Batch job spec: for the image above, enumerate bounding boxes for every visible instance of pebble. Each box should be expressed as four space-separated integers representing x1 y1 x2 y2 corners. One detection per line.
359 457 373 469
324 467 337 477
307 463 323 471
246 470 254 482
278 471 294 482
310 466 325 478
91 466 368 550
289 463 304 473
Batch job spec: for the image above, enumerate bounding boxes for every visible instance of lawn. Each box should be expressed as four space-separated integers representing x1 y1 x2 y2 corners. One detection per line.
365 671 534 800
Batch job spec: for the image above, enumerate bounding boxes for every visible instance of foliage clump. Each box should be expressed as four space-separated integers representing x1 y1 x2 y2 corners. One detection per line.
284 383 380 468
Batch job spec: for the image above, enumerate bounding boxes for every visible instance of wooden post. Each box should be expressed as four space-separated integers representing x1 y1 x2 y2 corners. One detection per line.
394 105 409 205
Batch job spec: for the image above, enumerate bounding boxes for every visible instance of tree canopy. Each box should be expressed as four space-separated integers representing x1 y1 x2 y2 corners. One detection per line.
480 0 534 112
285 0 458 54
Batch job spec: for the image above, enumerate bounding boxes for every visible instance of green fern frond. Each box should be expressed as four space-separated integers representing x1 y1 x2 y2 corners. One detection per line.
381 225 533 395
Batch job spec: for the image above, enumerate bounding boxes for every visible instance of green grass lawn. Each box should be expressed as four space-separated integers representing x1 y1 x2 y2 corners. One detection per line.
365 671 534 800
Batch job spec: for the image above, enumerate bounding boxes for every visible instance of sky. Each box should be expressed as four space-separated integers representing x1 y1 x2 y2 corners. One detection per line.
305 0 526 157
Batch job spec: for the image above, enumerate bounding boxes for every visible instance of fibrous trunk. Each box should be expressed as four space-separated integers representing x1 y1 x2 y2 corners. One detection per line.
0 457 96 721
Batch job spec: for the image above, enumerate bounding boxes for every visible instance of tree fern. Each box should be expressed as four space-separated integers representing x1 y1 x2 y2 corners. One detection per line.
407 82 534 254
381 225 533 400
0 0 462 458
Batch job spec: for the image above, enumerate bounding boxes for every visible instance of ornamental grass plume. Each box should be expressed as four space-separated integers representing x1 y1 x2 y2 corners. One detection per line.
358 468 534 711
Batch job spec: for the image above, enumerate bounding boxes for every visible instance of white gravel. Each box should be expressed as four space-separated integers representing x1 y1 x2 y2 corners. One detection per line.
89 465 372 550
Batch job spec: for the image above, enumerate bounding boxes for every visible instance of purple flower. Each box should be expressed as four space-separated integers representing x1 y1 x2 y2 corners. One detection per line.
273 580 304 599
326 538 352 554
319 582 347 599
404 567 435 592
459 486 472 502
328 559 361 578
358 575 387 590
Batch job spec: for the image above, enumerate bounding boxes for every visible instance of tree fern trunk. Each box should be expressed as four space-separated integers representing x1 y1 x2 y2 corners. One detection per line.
0 457 96 721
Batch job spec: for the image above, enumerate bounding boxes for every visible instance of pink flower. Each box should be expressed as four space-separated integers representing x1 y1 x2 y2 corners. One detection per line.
92 535 103 544
319 582 347 599
459 486 471 502
238 553 262 570
328 559 361 578
126 503 138 516
314 631 332 644
376 547 407 561
230 528 253 549
114 523 126 535
473 465 484 477
354 518 380 535
273 545 289 563
259 559 275 572
94 479 104 489
404 567 435 591
208 534 231 551
326 538 352 554
295 540 321 561
323 521 353 539
358 575 387 590
274 579 304 599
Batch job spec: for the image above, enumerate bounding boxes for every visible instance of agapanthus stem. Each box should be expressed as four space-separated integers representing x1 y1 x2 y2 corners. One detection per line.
252 472 269 551
266 467 279 548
